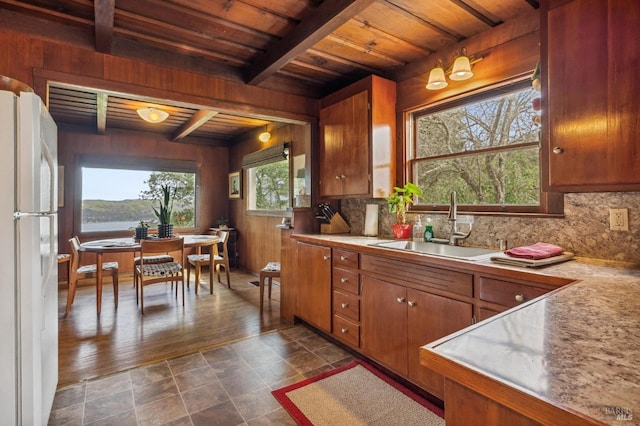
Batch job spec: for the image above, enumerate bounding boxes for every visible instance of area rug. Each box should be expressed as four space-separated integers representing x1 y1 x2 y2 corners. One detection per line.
272 360 444 426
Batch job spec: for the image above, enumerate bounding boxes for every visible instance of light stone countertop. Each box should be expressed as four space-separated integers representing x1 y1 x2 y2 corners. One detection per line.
292 234 640 424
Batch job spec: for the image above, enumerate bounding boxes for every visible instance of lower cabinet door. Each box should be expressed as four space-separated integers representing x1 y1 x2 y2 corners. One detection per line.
360 276 408 376
296 242 332 333
407 288 473 398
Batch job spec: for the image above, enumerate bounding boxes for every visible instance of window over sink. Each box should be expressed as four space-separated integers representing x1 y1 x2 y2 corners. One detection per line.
409 78 561 215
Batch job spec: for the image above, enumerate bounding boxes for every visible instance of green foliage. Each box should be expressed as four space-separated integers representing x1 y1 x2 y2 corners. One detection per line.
414 86 540 206
386 182 422 224
82 199 155 224
254 160 290 210
137 220 149 229
152 184 174 225
141 172 195 226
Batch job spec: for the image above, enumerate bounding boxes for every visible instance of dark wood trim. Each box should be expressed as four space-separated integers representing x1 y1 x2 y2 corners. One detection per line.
171 110 219 142
94 0 114 54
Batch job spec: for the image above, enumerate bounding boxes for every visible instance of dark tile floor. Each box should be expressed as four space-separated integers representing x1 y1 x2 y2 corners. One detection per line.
49 325 356 425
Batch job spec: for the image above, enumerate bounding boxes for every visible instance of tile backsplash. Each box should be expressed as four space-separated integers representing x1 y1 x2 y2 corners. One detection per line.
340 192 640 264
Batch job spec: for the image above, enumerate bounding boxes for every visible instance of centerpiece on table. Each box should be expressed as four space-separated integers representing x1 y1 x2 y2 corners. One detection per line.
134 220 149 240
386 182 422 239
153 184 175 238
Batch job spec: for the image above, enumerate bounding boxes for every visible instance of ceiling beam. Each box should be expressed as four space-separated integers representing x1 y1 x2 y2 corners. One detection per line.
244 0 378 85
171 110 219 142
94 0 115 53
96 92 108 134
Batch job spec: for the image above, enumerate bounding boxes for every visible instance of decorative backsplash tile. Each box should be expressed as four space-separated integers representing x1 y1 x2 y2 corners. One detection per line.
340 192 640 264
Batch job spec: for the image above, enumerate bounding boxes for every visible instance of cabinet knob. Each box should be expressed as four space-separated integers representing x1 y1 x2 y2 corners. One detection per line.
323 255 330 261
341 327 348 334
396 297 405 303
335 175 341 179
341 278 348 283
340 255 348 261
515 294 524 302
341 303 349 309
408 301 416 307
552 147 564 154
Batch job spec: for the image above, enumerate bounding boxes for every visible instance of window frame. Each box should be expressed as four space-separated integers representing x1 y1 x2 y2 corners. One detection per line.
243 143 292 217
407 78 563 217
75 156 200 238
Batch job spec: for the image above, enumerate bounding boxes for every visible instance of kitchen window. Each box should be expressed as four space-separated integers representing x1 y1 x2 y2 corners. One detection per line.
78 157 198 234
410 79 561 215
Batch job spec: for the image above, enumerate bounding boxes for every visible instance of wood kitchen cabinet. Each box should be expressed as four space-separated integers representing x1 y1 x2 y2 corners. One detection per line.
319 75 396 198
360 275 473 399
332 248 361 348
542 0 640 191
295 242 332 333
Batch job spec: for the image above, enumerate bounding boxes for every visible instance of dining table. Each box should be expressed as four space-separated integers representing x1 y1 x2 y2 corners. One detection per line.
79 234 220 314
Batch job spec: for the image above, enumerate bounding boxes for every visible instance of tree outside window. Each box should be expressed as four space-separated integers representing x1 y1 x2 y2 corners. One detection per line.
412 82 541 209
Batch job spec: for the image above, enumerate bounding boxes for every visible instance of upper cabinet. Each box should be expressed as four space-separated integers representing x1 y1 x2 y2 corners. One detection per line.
542 0 640 191
319 75 396 199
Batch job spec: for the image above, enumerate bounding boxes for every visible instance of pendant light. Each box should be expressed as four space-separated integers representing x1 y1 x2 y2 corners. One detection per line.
258 125 271 142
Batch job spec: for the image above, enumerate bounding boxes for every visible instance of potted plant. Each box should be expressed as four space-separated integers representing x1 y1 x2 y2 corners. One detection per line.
153 184 175 238
215 217 230 230
135 220 149 240
386 182 422 239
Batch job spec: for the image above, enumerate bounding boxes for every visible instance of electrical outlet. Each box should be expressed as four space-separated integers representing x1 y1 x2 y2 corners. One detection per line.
609 208 629 231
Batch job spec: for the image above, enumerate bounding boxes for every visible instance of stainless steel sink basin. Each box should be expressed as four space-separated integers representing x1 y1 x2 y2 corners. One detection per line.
369 240 500 261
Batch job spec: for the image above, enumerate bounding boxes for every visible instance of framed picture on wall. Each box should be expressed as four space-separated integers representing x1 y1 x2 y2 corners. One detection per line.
229 171 241 199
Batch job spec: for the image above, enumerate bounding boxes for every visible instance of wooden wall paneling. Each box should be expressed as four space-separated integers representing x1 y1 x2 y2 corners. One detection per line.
57 128 228 273
0 30 43 88
396 10 540 112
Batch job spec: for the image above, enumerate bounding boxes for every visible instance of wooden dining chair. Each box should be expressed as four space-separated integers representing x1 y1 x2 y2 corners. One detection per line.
186 231 230 292
135 237 184 314
132 253 174 288
66 236 119 315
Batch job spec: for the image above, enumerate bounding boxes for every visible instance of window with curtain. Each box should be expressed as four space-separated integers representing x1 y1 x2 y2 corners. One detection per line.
242 143 290 212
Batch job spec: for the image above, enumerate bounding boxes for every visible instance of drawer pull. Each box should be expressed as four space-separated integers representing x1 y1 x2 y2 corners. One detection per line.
340 255 348 261
323 255 330 260
552 147 564 154
396 297 405 303
408 301 416 307
515 294 524 302
341 327 348 333
341 278 348 283
341 303 349 309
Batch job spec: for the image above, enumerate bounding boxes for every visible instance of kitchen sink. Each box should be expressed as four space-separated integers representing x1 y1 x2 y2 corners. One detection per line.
369 240 500 261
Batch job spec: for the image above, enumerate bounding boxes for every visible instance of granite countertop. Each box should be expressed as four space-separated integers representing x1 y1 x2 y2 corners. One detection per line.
293 234 640 424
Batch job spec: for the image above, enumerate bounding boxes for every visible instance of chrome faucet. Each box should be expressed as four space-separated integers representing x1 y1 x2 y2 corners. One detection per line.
447 191 472 246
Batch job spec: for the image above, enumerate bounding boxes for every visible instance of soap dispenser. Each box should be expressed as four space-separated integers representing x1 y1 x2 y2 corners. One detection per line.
412 215 424 242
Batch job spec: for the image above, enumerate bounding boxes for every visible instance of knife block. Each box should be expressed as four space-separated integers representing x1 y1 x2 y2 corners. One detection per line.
320 213 351 234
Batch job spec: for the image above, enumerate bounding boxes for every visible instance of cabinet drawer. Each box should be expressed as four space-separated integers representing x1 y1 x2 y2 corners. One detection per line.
333 249 359 269
333 315 360 348
333 268 360 294
479 277 549 308
333 290 360 322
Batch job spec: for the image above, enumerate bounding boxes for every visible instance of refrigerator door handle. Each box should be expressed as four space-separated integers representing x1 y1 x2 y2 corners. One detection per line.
13 211 56 219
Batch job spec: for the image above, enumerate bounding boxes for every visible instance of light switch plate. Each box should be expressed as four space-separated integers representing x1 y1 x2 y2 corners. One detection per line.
609 208 629 231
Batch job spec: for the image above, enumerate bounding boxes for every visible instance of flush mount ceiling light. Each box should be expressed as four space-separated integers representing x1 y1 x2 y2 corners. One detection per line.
258 125 271 142
137 107 169 123
426 48 482 90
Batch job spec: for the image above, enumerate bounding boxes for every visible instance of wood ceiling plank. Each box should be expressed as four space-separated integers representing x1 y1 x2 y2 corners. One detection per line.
171 110 219 142
245 0 377 85
94 0 114 53
96 92 108 134
379 0 464 41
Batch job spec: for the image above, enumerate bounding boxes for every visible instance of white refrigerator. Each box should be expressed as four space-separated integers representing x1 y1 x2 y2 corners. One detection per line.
0 90 59 425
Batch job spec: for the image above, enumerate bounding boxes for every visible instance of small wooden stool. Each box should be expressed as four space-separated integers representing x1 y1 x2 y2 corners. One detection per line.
259 262 280 313
57 254 71 284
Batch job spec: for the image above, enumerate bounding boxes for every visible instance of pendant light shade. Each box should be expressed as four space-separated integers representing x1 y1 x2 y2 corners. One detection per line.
426 65 448 90
137 107 169 123
258 125 271 142
449 55 473 81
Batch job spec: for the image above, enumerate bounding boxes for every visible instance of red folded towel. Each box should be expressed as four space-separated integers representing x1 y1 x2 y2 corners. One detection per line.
504 242 565 260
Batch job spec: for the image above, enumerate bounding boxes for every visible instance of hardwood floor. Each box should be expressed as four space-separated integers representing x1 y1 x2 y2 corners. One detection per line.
58 269 289 387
